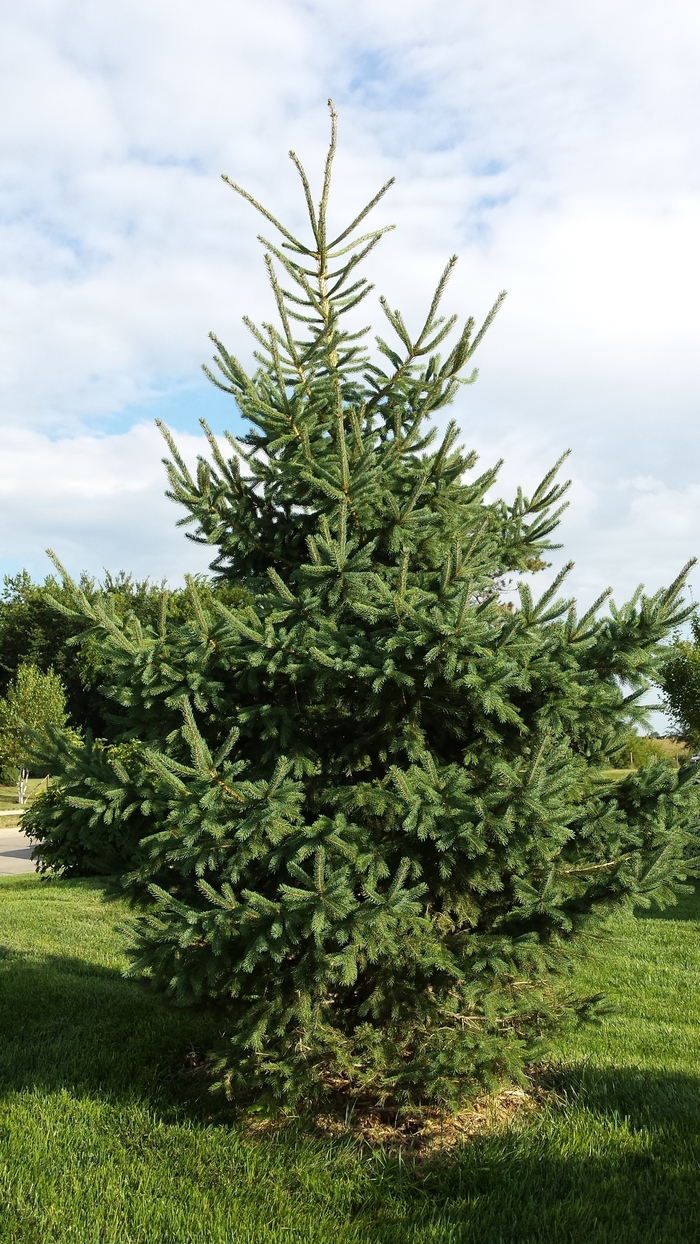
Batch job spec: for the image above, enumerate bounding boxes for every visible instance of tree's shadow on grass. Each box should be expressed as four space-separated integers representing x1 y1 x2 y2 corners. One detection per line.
635 882 700 922
0 950 226 1120
396 1065 700 1243
3 949 700 1241
558 1061 700 1130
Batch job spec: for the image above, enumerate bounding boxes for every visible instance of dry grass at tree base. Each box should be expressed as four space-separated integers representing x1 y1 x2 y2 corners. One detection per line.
277 1086 542 1155
181 1044 545 1154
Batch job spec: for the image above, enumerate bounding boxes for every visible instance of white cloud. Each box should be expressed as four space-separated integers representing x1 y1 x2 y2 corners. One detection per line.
0 0 699 603
0 423 213 583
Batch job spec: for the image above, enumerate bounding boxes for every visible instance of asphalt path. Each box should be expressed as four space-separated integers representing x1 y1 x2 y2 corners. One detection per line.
0 826 36 874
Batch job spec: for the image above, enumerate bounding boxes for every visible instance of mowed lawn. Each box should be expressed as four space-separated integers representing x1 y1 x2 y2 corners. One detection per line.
1 878 700 1243
0 780 48 828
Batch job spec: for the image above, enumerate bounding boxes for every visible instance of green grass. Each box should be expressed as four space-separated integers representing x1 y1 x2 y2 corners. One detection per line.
0 779 47 827
2 878 700 1243
0 779 46 805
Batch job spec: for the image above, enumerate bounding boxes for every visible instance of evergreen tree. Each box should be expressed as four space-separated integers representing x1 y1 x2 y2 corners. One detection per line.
28 104 700 1107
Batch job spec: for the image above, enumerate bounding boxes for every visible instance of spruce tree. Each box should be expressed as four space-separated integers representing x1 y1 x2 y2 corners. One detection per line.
29 104 700 1107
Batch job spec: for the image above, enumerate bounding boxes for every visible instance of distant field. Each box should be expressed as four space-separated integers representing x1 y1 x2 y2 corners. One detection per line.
649 737 691 762
0 778 47 827
600 736 691 782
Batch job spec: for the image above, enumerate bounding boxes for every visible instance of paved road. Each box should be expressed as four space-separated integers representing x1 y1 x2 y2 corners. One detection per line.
0 827 37 875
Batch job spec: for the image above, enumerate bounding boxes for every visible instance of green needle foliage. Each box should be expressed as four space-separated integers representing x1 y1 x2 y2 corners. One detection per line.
0 568 251 737
28 104 700 1108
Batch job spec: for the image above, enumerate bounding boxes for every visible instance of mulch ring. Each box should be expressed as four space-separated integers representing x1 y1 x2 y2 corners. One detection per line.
178 1047 561 1154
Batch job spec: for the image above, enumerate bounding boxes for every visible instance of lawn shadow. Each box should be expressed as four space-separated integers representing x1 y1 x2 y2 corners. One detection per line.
0 949 227 1121
553 1060 700 1129
635 882 700 922
3 945 700 1241
371 1064 700 1242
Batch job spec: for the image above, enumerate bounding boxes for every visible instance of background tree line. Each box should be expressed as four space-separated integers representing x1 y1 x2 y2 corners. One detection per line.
0 570 248 784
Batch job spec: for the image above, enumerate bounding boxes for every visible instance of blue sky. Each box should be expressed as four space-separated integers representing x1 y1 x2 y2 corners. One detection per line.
85 379 243 440
1 0 700 609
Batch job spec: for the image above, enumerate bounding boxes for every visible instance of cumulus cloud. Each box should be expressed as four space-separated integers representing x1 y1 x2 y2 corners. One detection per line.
0 0 699 602
0 423 214 584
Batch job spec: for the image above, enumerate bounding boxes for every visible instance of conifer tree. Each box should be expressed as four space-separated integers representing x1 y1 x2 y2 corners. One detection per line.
28 104 700 1106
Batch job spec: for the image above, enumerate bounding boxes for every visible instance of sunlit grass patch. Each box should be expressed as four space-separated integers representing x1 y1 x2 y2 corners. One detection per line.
2 874 700 1243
